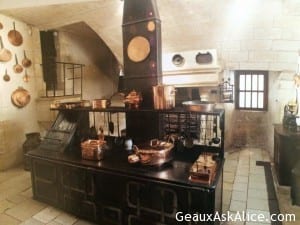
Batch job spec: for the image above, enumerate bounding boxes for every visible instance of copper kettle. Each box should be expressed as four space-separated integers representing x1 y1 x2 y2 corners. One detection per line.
152 84 176 110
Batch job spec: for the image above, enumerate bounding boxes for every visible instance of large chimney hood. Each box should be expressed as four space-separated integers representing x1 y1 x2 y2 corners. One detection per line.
162 49 222 87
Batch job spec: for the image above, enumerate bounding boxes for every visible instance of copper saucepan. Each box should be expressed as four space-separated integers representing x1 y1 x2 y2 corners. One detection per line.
0 36 12 62
3 69 10 82
13 54 23 74
22 50 32 68
8 22 23 46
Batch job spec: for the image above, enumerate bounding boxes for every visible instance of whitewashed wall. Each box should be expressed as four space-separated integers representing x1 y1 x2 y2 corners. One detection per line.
0 14 40 170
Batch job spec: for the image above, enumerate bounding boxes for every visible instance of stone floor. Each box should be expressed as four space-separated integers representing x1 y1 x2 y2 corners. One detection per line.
0 148 299 225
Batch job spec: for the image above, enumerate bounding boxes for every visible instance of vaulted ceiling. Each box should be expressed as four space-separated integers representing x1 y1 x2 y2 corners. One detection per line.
1 0 300 66
0 0 224 64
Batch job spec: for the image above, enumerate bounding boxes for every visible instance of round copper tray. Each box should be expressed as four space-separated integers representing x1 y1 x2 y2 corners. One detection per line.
127 36 150 62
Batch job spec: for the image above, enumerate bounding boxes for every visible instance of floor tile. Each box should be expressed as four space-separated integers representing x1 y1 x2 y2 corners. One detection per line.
0 213 20 225
47 221 62 225
224 172 236 183
224 182 234 191
234 176 248 184
223 190 232 206
249 174 265 183
248 181 267 191
230 200 247 212
7 194 27 204
5 198 46 221
54 212 77 225
0 199 15 213
20 217 45 225
233 182 248 191
74 219 98 225
232 190 248 202
247 188 268 200
20 188 33 198
247 198 269 211
33 206 61 223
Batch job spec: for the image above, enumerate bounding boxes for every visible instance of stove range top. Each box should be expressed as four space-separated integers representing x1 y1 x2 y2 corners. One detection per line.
189 152 218 184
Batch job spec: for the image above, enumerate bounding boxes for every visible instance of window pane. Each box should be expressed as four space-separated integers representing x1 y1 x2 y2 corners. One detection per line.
252 92 258 108
239 91 245 107
240 74 245 90
258 92 264 108
258 75 264 91
252 75 258 90
245 92 251 108
246 74 252 90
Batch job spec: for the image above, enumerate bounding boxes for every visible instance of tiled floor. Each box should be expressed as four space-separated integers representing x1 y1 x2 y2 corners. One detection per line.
0 148 299 225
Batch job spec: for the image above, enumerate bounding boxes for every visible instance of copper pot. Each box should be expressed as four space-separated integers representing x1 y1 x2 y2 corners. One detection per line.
153 85 175 110
129 139 174 166
92 99 110 109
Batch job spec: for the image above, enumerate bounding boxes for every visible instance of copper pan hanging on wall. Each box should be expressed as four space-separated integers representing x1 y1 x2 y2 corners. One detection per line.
22 50 32 68
8 22 23 47
11 87 31 108
0 36 12 62
13 54 23 73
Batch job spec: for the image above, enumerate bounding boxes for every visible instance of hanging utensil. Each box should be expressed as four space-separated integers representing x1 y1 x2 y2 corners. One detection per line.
211 116 220 144
23 69 29 82
13 54 23 73
0 36 12 62
109 112 114 135
89 112 97 139
3 69 10 82
8 22 23 46
117 112 120 137
22 50 32 68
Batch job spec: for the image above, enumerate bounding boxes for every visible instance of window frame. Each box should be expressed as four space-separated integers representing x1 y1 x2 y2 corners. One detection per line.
234 70 268 111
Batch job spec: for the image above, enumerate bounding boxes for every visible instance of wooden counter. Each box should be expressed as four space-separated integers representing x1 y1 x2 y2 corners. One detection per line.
27 148 223 225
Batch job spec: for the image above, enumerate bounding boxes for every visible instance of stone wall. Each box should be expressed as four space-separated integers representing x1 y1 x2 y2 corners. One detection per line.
0 14 40 170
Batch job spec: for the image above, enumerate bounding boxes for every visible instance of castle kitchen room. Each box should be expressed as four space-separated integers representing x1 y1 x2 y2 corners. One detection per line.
0 0 300 224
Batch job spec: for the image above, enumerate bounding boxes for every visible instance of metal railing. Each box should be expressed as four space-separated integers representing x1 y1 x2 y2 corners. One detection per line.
42 62 84 98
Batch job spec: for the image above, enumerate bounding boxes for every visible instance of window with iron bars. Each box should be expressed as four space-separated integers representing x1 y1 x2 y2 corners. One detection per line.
234 70 268 111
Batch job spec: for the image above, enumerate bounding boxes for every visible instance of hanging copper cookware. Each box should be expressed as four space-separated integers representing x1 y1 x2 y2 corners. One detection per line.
11 87 31 108
23 69 29 82
0 36 12 62
3 69 10 82
13 54 23 73
22 50 32 68
153 84 176 110
8 22 23 46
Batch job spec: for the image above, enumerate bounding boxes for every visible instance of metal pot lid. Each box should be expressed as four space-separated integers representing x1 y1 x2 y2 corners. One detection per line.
127 36 150 63
172 54 185 66
11 87 31 108
195 52 213 64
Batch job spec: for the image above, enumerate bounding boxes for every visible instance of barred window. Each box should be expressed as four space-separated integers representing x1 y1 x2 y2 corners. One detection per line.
235 70 268 111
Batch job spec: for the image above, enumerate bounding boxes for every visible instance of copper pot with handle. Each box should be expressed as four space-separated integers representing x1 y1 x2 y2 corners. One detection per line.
128 139 174 166
153 84 176 110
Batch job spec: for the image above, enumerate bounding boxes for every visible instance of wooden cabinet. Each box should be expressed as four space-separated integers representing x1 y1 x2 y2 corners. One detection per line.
31 159 61 207
28 152 223 225
62 166 97 221
274 125 300 186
